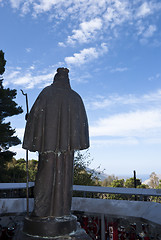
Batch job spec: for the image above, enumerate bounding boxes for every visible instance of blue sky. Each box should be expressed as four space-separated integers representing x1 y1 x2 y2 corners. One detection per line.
1 0 161 177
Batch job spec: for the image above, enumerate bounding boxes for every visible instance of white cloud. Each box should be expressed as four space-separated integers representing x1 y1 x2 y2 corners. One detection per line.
65 48 98 66
33 0 58 13
6 0 161 50
26 48 32 53
13 72 53 89
103 1 131 28
21 1 33 15
136 20 145 36
67 18 102 44
10 144 38 160
4 65 56 89
88 88 161 145
110 67 128 73
136 2 152 18
89 109 161 138
88 89 161 110
143 25 156 38
9 0 23 8
29 65 35 70
91 137 139 146
6 70 21 79
58 42 66 47
13 128 25 141
65 43 108 66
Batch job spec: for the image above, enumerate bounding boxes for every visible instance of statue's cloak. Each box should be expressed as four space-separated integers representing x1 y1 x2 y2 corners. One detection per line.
22 83 89 153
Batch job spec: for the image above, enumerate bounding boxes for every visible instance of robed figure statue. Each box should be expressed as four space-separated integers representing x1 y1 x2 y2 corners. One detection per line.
22 68 89 220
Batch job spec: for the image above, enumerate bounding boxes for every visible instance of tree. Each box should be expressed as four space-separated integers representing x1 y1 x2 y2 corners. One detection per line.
28 159 38 181
0 50 6 75
73 150 100 186
157 180 161 189
6 158 26 183
101 174 118 187
0 50 23 182
149 172 159 188
110 179 124 188
125 177 141 188
73 150 100 197
137 184 149 189
5 158 38 182
107 179 127 200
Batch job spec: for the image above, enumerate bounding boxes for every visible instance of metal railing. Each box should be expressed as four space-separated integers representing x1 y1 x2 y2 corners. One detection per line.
1 183 161 239
1 182 161 197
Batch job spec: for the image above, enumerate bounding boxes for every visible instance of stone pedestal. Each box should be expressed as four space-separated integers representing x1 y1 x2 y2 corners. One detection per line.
17 215 91 240
23 215 77 237
19 228 91 240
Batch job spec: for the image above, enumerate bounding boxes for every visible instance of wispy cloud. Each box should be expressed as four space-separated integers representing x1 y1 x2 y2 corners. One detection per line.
67 18 102 45
136 2 152 18
4 62 92 88
13 128 24 141
148 73 161 81
87 89 161 110
90 109 161 139
4 65 56 89
110 67 128 73
4 0 161 48
88 89 161 145
143 24 157 38
103 0 131 28
65 43 108 66
26 48 32 53
91 137 139 147
9 0 23 9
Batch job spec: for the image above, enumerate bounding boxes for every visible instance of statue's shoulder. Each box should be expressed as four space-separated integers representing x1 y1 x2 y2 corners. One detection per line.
38 85 54 97
70 89 82 99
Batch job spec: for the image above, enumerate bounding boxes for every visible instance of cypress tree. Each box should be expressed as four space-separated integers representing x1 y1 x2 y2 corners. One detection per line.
0 50 23 182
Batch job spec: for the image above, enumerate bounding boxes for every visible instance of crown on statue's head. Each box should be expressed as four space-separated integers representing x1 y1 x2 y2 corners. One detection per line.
57 68 69 74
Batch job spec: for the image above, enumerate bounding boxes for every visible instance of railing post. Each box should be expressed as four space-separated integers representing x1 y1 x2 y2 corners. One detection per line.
101 214 105 240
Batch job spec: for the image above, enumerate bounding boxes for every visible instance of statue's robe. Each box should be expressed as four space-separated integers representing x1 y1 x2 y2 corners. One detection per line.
23 83 89 153
22 81 89 217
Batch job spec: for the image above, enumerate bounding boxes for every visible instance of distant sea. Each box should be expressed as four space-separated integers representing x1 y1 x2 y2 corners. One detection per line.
117 174 150 183
99 172 150 182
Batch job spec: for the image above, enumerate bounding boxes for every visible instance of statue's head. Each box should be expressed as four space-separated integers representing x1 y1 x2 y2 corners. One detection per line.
54 68 69 83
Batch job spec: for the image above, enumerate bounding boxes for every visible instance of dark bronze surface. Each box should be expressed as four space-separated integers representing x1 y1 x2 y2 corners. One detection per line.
22 68 90 237
22 68 89 153
23 215 77 237
33 151 74 217
18 223 91 239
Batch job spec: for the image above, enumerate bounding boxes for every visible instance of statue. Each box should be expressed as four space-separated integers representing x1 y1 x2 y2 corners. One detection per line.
22 68 90 239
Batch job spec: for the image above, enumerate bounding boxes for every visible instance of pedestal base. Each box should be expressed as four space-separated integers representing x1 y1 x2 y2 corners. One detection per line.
20 228 91 239
23 215 77 238
16 221 91 240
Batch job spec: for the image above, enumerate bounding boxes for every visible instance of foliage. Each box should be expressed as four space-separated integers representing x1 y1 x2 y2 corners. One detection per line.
149 172 159 188
110 179 124 188
125 177 141 188
0 50 23 182
137 184 149 189
28 159 39 181
149 178 161 202
101 174 118 187
73 150 100 186
2 151 99 186
101 176 149 200
0 50 6 76
6 158 26 183
107 179 127 200
4 158 38 183
157 180 161 189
